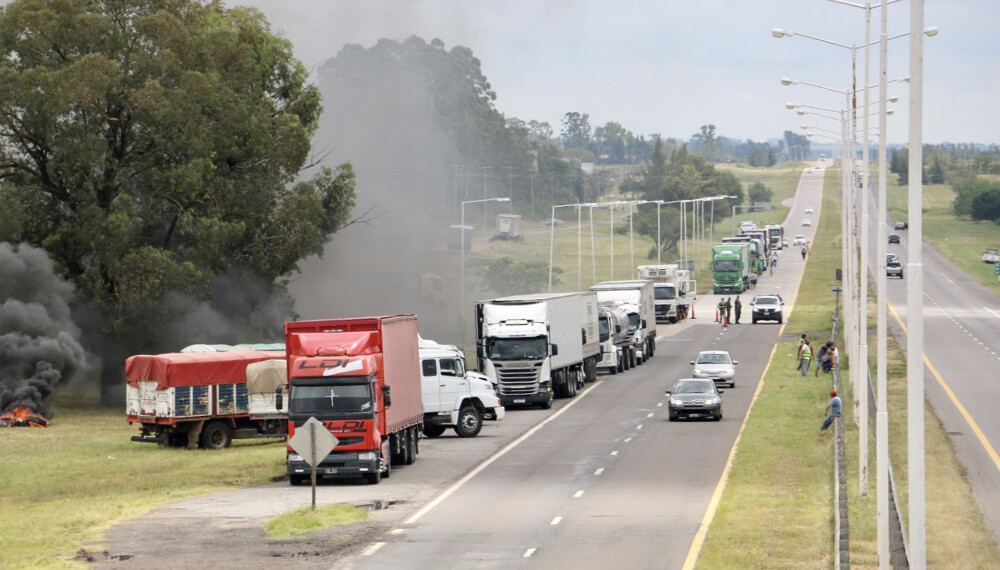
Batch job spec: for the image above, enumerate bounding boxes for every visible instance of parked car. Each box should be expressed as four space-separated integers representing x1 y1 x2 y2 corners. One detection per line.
665 378 723 421
982 249 1000 264
751 294 784 324
792 235 807 246
886 260 904 279
801 219 812 227
894 221 908 230
690 350 738 388
889 234 900 244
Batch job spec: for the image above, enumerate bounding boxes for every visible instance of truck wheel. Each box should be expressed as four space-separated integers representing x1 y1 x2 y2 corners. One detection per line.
400 429 413 465
648 338 656 358
584 358 597 383
540 397 553 410
565 373 577 397
454 405 482 437
289 474 307 486
422 425 446 438
199 421 232 450
366 459 383 484
405 427 417 464
629 348 637 369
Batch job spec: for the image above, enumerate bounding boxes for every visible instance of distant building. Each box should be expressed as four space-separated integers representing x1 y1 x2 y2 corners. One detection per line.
581 162 594 175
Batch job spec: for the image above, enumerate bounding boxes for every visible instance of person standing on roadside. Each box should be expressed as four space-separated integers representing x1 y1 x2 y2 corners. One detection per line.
723 297 732 325
734 296 742 324
797 339 813 376
821 389 843 431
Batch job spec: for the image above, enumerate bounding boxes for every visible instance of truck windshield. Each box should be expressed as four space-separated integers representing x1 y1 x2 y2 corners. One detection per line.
715 259 740 272
289 383 373 416
654 286 676 300
486 337 548 360
627 313 640 331
599 318 611 342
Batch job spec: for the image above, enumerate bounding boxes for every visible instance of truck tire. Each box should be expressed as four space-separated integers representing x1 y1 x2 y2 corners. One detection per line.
622 348 630 371
584 358 597 383
423 425 446 438
367 452 388 484
454 405 482 437
199 421 232 450
629 348 637 368
564 372 577 397
540 397 553 410
400 429 413 465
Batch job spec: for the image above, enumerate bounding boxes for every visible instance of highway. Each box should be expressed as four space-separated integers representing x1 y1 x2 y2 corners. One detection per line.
862 183 1000 545
337 168 827 569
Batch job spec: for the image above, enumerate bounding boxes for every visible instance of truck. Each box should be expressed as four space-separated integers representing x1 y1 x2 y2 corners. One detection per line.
589 280 657 368
765 224 784 250
711 243 752 294
637 264 696 323
419 336 505 438
126 348 288 449
281 315 423 485
596 300 632 374
475 292 601 408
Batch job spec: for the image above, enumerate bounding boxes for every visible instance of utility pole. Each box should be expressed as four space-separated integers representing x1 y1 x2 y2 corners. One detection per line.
480 166 492 221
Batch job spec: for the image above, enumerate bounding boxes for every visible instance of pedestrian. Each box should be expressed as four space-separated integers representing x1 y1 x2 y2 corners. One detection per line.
734 296 742 324
717 297 726 324
821 389 843 431
801 246 808 260
816 341 836 376
797 340 813 376
723 297 732 324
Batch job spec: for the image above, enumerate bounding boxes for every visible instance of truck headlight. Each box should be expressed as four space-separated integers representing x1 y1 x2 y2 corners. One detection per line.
357 452 375 461
288 454 303 462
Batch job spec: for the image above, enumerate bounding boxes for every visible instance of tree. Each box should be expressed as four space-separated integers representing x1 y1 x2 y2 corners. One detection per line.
561 112 592 150
971 188 1000 222
747 182 772 204
477 257 559 296
0 0 356 402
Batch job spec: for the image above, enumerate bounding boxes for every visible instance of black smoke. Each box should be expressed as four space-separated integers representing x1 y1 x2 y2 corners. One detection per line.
0 242 89 418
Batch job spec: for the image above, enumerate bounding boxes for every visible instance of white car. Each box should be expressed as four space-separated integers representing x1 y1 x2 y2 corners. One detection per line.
750 294 784 324
805 207 815 214
792 235 807 246
801 219 812 227
690 350 738 388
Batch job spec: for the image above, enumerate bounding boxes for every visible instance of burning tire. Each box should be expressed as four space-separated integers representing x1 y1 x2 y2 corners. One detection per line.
199 421 232 450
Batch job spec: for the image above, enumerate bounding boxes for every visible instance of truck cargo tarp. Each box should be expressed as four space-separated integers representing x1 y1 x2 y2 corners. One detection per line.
246 359 288 394
125 350 284 389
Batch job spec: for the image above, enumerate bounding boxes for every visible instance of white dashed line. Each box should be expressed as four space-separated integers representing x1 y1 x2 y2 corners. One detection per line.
594 467 605 476
624 437 632 443
657 402 664 407
637 424 644 430
646 412 654 418
550 516 563 525
574 490 584 498
523 548 537 558
610 450 618 456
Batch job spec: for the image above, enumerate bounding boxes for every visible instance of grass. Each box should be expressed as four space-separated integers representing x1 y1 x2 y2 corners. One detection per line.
696 165 1000 568
265 504 369 540
0 405 287 568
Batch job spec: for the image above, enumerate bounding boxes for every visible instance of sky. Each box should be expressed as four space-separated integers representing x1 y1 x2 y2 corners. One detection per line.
225 0 999 146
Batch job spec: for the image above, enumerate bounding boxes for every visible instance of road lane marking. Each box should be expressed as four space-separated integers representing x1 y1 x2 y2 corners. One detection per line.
887 303 1000 476
403 380 604 525
594 467 605 476
647 412 654 417
657 402 664 407
624 437 632 443
523 548 537 558
362 542 385 556
389 529 404 535
637 424 644 430
550 516 562 525
573 490 584 498
611 450 618 456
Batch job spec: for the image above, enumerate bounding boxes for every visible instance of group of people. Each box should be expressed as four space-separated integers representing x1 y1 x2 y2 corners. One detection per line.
716 296 742 325
797 334 838 377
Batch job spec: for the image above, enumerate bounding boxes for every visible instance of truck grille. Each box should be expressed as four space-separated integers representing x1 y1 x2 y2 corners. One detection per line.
495 363 542 396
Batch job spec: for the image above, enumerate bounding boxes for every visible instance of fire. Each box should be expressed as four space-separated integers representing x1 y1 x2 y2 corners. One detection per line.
0 406 50 428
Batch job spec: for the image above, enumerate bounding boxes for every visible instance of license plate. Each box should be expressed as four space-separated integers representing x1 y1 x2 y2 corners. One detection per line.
513 398 526 404
324 468 338 474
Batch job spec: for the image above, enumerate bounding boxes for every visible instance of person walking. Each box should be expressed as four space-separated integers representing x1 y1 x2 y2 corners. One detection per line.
821 389 843 431
797 340 813 376
801 246 808 260
734 296 742 324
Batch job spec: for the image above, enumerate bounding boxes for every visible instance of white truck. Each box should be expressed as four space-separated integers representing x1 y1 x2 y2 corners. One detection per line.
597 300 633 374
589 280 657 367
637 265 696 323
418 336 505 438
475 292 601 409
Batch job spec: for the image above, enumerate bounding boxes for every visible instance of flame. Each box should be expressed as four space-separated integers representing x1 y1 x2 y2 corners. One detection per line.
0 406 50 428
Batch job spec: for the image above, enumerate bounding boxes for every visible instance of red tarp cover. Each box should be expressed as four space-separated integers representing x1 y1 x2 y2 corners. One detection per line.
125 350 284 389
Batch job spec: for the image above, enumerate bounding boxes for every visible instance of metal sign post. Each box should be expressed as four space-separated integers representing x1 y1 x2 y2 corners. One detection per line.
288 417 338 510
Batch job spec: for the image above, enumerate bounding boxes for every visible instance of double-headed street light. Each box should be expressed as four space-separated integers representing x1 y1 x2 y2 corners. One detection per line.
460 197 510 335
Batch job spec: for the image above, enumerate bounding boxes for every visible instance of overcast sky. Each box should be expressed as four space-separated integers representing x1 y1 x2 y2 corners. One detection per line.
226 1 998 146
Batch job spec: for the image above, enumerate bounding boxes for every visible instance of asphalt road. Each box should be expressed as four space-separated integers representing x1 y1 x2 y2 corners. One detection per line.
861 184 1000 546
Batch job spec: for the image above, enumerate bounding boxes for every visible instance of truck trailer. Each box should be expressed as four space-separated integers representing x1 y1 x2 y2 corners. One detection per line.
475 292 600 408
282 315 423 485
589 280 657 367
126 349 288 449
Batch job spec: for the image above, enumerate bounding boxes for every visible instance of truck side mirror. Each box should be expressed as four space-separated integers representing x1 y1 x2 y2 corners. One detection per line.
382 385 391 407
274 385 283 410
550 344 559 356
615 324 622 334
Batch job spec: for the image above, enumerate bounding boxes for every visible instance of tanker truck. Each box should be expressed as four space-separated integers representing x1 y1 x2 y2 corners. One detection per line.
589 280 657 367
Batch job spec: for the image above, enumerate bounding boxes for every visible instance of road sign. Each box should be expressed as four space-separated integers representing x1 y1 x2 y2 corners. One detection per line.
287 417 338 508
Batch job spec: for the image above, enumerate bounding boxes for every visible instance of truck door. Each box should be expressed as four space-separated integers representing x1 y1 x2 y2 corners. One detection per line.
437 356 468 408
421 358 443 412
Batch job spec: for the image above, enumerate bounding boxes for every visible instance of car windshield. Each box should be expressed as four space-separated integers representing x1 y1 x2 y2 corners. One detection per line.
696 353 731 365
755 297 779 305
674 381 715 394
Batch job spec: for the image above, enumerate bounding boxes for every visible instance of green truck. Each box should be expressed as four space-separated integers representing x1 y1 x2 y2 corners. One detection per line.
711 243 752 294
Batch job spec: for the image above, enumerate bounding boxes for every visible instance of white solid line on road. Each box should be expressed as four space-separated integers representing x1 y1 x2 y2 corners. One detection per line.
523 548 537 558
550 516 562 525
362 542 385 556
574 490 584 498
594 467 605 475
611 450 618 456
404 380 604 525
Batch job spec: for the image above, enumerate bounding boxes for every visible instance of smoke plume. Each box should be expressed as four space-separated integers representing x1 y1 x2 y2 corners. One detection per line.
0 242 89 417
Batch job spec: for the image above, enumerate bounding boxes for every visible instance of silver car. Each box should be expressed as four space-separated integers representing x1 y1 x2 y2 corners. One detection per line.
691 350 738 388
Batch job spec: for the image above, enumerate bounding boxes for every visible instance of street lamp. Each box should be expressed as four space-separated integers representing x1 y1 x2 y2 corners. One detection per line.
460 197 510 338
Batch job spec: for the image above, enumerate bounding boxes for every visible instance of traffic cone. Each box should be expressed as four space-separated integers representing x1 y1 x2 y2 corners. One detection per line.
714 308 719 322
723 314 729 328
691 301 695 319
